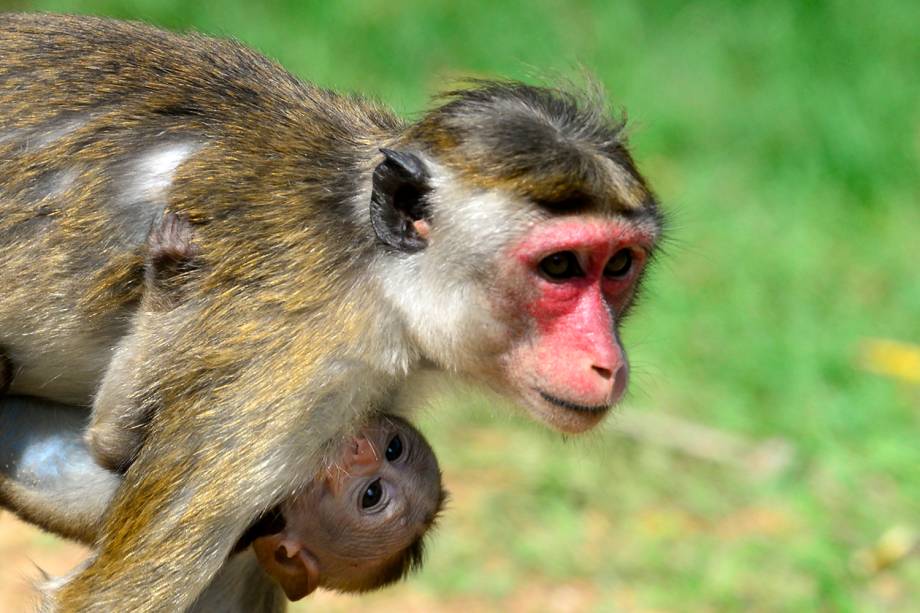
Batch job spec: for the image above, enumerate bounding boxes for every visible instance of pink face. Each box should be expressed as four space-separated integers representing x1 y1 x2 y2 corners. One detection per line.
492 216 653 433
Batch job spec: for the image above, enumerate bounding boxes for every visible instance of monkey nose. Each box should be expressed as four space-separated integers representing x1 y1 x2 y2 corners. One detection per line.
583 360 627 404
348 436 379 468
583 341 626 402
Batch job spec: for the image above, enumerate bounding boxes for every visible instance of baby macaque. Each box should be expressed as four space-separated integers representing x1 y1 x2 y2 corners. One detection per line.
0 394 445 604
244 413 446 600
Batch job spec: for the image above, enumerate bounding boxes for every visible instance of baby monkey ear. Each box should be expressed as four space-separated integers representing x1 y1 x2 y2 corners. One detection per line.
252 534 321 601
370 149 432 253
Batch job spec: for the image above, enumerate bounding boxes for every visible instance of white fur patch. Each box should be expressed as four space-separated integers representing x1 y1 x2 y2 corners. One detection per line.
124 142 198 203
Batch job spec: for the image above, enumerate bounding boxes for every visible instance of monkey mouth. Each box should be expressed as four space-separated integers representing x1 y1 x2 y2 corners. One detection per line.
537 390 610 414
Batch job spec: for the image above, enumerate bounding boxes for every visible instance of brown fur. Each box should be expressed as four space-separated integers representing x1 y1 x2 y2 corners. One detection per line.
0 14 662 611
0 15 396 609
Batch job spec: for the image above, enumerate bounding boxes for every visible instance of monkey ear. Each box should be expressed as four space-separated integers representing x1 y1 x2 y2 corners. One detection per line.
370 148 432 253
252 535 321 601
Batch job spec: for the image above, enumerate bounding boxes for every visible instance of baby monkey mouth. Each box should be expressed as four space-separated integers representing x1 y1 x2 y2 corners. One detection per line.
538 390 610 414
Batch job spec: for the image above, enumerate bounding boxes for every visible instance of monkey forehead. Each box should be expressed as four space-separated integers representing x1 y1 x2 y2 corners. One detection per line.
442 146 652 216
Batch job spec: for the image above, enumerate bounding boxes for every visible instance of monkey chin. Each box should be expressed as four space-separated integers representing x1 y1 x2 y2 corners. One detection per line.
521 387 612 434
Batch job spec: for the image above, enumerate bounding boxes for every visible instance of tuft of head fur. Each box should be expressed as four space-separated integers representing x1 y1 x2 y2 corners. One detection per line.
405 80 650 212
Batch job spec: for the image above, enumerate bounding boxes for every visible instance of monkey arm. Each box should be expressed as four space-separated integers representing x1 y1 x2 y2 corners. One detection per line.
51 331 347 612
51 551 289 613
86 330 155 472
55 403 315 611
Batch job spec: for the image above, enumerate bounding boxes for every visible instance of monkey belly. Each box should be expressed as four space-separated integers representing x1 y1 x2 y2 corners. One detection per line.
0 224 137 404
2 323 128 406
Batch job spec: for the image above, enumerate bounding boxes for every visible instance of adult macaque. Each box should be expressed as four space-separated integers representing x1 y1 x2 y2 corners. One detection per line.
0 396 444 608
0 13 663 610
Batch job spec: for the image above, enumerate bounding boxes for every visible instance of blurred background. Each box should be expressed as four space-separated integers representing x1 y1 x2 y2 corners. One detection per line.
1 0 918 610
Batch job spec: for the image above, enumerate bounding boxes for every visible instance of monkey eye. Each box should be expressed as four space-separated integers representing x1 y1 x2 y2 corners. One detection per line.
360 479 384 510
385 434 403 462
604 249 633 278
538 251 583 281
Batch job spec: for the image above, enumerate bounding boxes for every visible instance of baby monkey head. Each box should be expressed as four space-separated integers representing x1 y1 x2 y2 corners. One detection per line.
251 414 445 600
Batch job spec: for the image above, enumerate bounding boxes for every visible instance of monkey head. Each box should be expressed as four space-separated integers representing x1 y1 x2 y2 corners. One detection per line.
251 415 444 600
372 83 663 434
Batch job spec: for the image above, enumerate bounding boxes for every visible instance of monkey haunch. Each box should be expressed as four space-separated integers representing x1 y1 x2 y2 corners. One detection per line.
0 13 663 611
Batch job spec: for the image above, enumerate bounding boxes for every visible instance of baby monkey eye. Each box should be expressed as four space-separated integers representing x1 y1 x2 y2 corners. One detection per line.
361 479 384 509
538 251 583 281
385 434 403 461
604 249 633 278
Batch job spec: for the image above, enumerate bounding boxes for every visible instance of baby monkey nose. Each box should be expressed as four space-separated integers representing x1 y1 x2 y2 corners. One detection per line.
349 435 379 468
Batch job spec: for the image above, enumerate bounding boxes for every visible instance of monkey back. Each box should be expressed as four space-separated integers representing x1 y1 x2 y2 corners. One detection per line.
0 14 401 404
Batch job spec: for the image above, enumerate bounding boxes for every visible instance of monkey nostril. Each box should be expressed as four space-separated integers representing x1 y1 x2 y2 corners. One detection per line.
592 365 614 380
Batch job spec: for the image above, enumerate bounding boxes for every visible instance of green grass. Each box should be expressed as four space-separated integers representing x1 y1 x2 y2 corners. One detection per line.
11 1 920 610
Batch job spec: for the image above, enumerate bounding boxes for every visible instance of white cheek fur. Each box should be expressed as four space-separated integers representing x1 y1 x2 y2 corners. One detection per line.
375 161 540 373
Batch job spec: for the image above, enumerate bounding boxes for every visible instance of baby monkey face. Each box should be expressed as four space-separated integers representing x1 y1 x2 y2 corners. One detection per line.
322 417 426 522
252 415 444 599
